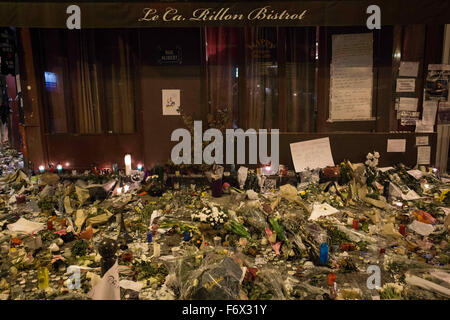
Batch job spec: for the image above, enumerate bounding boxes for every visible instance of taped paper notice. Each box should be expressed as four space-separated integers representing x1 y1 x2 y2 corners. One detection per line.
415 121 434 133
396 78 415 92
387 139 406 153
398 97 418 112
399 61 419 77
416 136 429 146
422 100 438 125
417 146 431 165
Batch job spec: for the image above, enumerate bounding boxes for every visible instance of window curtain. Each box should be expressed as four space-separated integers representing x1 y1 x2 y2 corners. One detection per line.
244 27 278 130
42 29 136 134
205 27 238 128
101 31 136 134
286 27 317 132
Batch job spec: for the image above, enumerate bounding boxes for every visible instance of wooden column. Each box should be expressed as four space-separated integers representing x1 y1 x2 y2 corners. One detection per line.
17 28 47 170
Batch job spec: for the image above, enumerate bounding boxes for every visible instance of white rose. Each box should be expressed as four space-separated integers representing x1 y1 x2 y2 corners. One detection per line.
367 152 374 160
374 152 380 159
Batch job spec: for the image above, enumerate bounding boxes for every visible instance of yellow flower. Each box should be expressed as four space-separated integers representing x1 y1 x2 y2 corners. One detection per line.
439 189 450 202
201 192 206 197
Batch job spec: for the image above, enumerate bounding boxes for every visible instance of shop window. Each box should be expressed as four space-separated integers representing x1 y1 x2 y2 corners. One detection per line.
37 29 137 134
205 26 317 131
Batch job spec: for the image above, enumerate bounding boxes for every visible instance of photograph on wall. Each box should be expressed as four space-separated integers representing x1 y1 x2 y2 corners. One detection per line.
162 89 181 115
424 64 450 101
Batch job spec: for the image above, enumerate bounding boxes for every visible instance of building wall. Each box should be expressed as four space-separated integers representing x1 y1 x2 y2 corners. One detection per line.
18 26 443 171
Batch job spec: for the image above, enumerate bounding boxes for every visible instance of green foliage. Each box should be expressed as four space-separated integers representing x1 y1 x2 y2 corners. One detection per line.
71 239 89 257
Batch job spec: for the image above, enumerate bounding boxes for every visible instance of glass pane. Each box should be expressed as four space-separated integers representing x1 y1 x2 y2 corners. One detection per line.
244 27 278 130
286 27 317 132
205 27 239 129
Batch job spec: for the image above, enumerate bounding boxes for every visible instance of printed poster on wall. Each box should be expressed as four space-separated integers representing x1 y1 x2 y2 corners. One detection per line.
162 89 181 115
425 64 450 124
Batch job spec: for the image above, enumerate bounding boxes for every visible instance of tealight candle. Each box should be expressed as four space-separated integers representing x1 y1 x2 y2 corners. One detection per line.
57 164 62 173
39 165 45 173
137 163 143 171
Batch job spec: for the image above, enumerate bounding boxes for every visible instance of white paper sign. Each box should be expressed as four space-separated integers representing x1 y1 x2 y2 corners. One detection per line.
408 220 434 236
422 100 438 125
289 137 334 172
309 203 339 221
162 89 180 115
398 97 418 111
416 136 429 146
7 218 45 234
387 139 406 153
399 61 419 77
329 33 373 121
415 120 434 133
417 146 431 164
396 78 416 92
407 169 424 180
88 260 120 300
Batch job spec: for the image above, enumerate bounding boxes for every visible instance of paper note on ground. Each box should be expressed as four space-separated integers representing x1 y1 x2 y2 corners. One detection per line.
88 260 120 300
387 139 406 152
399 61 419 77
379 167 394 172
417 146 431 165
309 203 339 221
407 169 424 180
408 220 434 236
290 137 334 172
7 218 45 234
119 280 144 292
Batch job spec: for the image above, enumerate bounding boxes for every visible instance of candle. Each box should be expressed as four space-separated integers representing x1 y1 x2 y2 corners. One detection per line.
319 242 328 265
57 164 62 173
124 154 132 176
353 219 358 230
39 165 45 173
153 242 160 258
328 272 336 286
137 163 143 171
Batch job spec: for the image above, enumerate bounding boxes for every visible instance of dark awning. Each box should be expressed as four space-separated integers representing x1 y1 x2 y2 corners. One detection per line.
0 1 449 28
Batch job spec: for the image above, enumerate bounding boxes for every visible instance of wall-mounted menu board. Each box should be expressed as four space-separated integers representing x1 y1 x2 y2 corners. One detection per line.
329 33 374 122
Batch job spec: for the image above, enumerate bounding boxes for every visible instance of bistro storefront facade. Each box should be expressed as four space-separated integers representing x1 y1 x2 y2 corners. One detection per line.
0 1 449 172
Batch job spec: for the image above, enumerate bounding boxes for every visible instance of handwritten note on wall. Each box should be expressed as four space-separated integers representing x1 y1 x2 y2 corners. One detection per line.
290 137 334 172
329 33 373 121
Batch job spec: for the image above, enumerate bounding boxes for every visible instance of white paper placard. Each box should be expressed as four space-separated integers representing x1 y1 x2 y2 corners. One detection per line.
162 89 181 115
387 139 406 153
399 61 419 77
398 97 418 111
417 146 431 164
415 120 434 133
329 33 373 121
416 136 429 146
422 100 438 125
290 137 334 172
396 78 416 92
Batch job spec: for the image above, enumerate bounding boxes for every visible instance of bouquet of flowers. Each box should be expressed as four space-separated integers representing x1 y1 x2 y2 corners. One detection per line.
365 151 380 186
191 204 228 228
